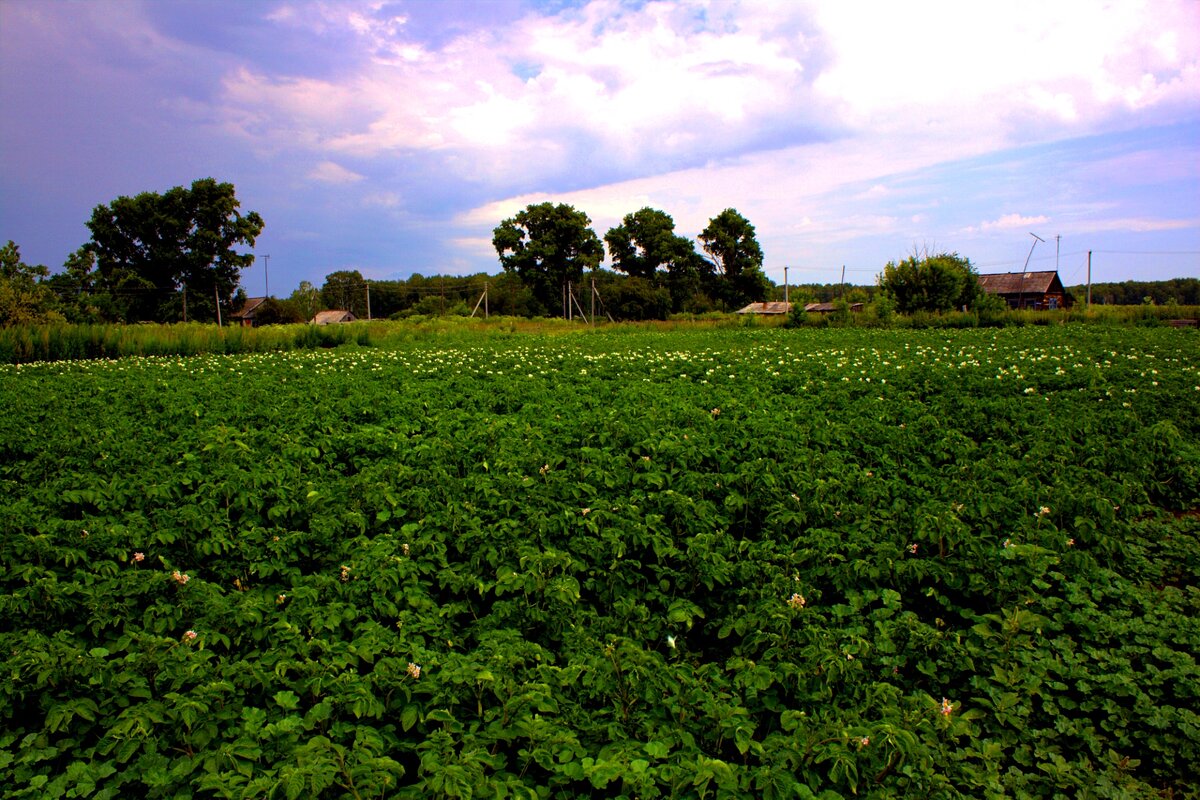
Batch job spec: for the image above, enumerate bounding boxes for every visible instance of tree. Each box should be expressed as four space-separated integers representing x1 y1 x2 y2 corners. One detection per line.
878 250 981 313
85 178 263 322
493 203 603 316
605 208 693 280
320 270 368 318
0 241 64 326
288 281 323 322
251 297 305 325
698 209 769 309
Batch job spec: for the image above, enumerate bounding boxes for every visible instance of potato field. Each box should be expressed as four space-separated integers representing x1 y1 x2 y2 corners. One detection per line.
2 326 1198 799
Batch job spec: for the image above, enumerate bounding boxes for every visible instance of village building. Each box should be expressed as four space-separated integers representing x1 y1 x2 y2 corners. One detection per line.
735 301 864 315
229 297 267 327
310 310 358 325
977 271 1067 310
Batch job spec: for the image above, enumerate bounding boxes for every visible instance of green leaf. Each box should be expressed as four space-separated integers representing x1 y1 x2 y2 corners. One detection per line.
274 691 299 711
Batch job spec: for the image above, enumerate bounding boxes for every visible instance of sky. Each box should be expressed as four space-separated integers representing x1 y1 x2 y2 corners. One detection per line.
2 0 1198 295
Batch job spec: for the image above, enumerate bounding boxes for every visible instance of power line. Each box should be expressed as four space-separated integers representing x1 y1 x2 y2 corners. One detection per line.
1089 249 1200 256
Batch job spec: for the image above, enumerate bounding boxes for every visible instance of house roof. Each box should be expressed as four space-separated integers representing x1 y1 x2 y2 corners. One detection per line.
311 310 357 324
978 271 1062 295
230 297 267 318
736 301 792 314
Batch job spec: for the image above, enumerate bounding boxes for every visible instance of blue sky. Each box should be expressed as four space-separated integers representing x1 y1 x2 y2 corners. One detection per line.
2 0 1197 295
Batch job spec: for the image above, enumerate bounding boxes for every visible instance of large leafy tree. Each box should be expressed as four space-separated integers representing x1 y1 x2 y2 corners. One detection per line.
85 178 264 322
879 250 981 313
605 208 691 280
493 203 603 316
698 208 769 309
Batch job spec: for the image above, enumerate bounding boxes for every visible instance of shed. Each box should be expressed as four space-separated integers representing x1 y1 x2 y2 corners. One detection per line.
804 302 864 314
977 271 1066 310
736 301 793 315
311 310 358 325
229 297 267 327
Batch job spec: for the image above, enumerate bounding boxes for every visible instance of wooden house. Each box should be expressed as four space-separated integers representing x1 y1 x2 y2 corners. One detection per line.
977 271 1067 310
229 297 267 327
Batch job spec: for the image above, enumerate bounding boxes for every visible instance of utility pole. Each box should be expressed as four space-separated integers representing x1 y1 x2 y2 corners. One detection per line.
215 286 222 327
1055 235 1060 272
366 281 371 320
840 265 845 298
263 254 270 298
484 281 489 318
182 286 188 323
590 278 595 325
1087 251 1092 308
784 266 789 306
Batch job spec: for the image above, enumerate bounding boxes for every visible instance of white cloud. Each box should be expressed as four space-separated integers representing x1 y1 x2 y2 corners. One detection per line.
981 214 1052 231
210 0 1199 208
362 190 401 208
308 161 365 184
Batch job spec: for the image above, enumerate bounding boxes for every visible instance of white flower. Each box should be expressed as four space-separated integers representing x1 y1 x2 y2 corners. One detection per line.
666 635 677 650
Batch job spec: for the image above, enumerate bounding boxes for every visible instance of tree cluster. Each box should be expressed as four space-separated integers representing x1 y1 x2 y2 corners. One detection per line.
0 179 261 326
492 203 770 316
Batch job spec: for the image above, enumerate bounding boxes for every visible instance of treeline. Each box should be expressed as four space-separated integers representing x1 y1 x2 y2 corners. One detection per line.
256 270 880 324
1066 278 1200 306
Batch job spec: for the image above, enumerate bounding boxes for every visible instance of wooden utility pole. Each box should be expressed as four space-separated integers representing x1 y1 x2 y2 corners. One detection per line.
215 286 222 326
591 278 595 325
784 266 789 306
484 281 489 318
366 281 371 320
182 286 188 322
1087 251 1092 308
840 265 845 298
263 254 270 298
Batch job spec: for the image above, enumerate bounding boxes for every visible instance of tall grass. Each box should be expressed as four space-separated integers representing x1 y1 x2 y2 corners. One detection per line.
0 322 366 364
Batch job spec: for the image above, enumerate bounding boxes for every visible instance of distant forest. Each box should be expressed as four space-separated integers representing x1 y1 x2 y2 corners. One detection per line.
1064 278 1200 306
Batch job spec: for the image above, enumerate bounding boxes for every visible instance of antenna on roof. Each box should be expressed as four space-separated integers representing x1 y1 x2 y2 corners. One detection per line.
1022 233 1045 273
1019 233 1045 310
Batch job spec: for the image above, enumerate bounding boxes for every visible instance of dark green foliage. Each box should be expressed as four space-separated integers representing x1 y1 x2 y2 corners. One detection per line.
699 208 770 309
493 203 605 316
1 328 1198 798
880 251 982 314
84 178 264 323
0 241 64 326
